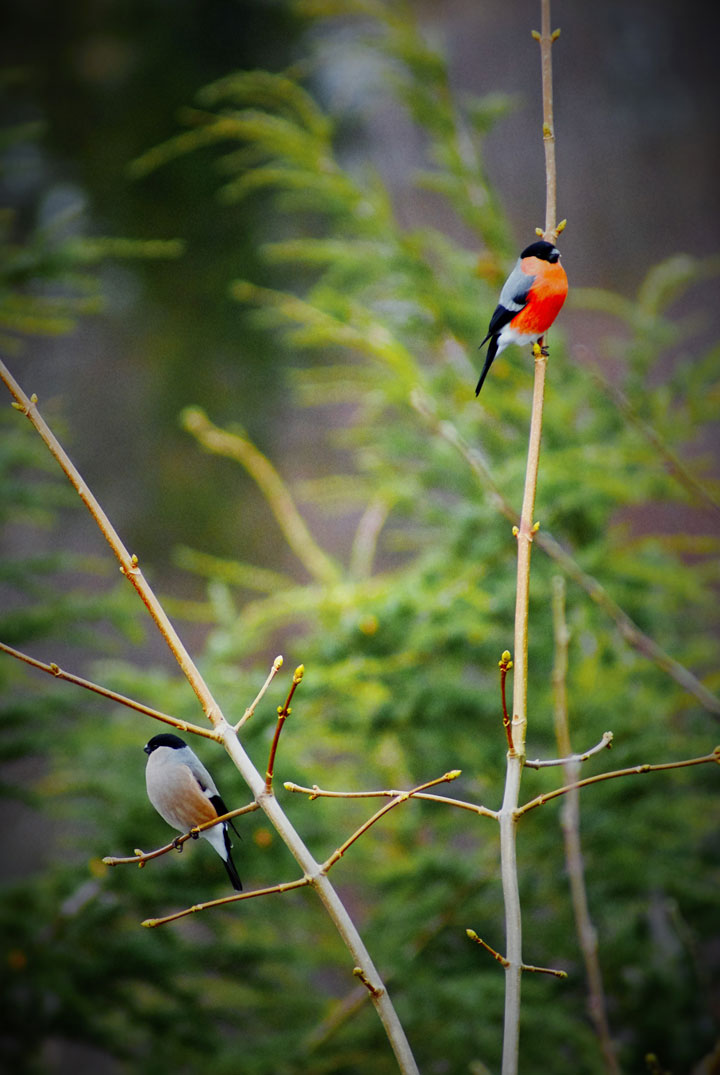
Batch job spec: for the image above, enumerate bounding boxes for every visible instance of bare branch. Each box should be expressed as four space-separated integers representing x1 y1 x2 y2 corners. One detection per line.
236 655 284 730
551 576 620 1075
0 640 219 741
518 748 720 816
0 358 225 728
525 731 614 770
284 778 498 820
142 876 311 928
499 651 514 752
467 929 567 980
265 664 304 791
103 803 260 868
321 772 463 874
466 929 509 967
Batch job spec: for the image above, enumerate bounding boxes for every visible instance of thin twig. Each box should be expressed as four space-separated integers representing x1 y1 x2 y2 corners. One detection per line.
284 780 497 820
103 803 260 867
410 391 720 718
467 929 508 966
0 640 219 741
321 772 462 873
524 731 614 770
499 651 514 751
518 748 720 816
467 929 567 979
142 876 311 928
0 359 225 729
265 665 304 790
236 655 284 730
551 577 620 1075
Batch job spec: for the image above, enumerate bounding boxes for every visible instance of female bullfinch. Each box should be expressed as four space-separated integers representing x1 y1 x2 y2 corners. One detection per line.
144 732 242 890
476 240 568 395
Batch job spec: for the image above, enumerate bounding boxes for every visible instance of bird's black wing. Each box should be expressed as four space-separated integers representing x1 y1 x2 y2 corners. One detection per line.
480 263 535 343
209 792 242 839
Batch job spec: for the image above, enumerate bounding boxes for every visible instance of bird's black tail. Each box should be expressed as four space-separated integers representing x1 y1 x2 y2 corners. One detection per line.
475 334 499 396
223 827 242 891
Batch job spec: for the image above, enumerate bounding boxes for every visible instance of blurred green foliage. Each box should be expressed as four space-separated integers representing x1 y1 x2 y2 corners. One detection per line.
2 2 719 1074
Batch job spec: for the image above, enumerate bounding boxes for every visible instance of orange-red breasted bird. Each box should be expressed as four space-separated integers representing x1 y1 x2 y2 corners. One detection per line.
475 240 568 395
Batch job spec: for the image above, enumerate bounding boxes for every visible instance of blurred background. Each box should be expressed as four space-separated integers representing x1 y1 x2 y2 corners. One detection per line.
2 0 718 593
1 2 719 1073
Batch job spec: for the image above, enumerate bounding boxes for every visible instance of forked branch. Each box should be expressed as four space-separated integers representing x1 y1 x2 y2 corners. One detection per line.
0 357 420 1075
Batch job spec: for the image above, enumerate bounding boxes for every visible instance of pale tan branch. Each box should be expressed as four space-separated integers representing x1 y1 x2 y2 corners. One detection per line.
525 731 614 770
0 640 219 740
533 0 561 240
0 358 225 728
142 876 311 928
321 772 463 873
103 803 260 867
284 778 497 820
521 961 568 980
236 655 284 730
518 749 720 816
551 576 620 1075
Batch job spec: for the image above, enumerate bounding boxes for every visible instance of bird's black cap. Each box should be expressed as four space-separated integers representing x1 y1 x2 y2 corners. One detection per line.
520 240 560 262
144 732 187 755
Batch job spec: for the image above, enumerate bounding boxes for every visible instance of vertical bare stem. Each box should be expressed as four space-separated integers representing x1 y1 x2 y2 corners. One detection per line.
552 578 620 1075
539 0 558 240
500 6 560 1072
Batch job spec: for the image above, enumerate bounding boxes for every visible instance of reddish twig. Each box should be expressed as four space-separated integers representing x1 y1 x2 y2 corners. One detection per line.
499 650 514 751
265 664 304 791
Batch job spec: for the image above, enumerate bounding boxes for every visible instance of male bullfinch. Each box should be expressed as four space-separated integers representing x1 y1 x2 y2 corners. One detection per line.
476 240 568 395
144 732 242 891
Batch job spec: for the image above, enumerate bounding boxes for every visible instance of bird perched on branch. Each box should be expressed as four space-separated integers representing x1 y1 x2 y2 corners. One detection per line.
476 240 568 395
144 732 242 890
